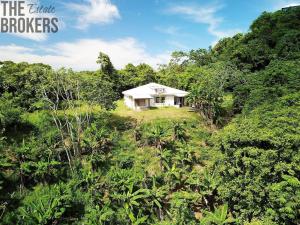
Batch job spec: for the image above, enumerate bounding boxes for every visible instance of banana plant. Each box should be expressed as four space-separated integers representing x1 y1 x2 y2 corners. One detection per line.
18 184 71 225
165 164 186 189
126 208 149 225
172 144 195 168
158 148 172 171
200 204 235 225
200 169 221 209
172 121 188 142
111 182 150 223
147 124 167 150
147 177 169 220
146 124 169 170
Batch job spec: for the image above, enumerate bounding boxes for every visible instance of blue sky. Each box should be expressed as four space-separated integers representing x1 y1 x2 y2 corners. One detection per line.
1 0 299 70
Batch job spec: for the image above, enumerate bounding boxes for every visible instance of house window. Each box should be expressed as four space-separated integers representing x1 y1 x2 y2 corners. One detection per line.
155 97 165 103
155 88 165 94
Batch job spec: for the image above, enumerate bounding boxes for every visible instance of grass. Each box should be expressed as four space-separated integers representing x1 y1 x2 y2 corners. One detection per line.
113 100 201 122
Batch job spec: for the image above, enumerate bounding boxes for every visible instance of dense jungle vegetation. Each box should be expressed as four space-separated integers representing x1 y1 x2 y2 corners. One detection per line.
0 7 299 225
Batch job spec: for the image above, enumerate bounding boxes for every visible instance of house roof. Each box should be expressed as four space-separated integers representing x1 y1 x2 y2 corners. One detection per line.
122 82 189 99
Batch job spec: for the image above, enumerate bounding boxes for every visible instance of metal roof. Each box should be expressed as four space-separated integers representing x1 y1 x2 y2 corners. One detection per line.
122 82 189 99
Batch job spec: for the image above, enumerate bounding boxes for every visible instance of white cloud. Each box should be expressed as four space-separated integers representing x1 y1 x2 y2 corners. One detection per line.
12 32 48 42
271 0 300 10
0 38 170 70
0 44 34 52
168 3 241 45
68 0 120 29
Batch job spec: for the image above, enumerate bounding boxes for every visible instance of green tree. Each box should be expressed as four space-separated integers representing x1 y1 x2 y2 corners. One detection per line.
0 61 52 110
215 93 300 224
188 71 224 126
97 52 116 78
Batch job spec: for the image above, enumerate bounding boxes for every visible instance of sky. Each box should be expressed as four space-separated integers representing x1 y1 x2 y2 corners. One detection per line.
0 0 299 70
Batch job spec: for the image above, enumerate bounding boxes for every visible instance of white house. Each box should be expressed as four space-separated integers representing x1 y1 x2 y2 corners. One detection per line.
122 82 189 110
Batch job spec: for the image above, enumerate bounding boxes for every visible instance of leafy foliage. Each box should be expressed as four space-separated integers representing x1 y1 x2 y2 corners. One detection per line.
0 7 299 225
215 93 300 223
201 204 235 225
17 184 72 224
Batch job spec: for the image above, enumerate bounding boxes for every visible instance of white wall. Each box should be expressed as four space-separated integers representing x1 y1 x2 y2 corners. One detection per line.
124 95 135 109
165 95 174 106
125 95 180 110
150 98 155 107
152 95 175 107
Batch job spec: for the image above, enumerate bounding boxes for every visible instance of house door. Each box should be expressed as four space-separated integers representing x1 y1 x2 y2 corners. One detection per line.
174 97 183 107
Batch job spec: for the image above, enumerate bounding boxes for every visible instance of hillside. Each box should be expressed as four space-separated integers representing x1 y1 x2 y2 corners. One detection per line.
0 6 299 225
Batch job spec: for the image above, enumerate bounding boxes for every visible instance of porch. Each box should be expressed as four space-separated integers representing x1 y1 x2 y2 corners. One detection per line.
134 98 151 111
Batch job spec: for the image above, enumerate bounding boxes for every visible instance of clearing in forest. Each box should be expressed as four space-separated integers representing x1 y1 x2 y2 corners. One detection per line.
113 100 200 122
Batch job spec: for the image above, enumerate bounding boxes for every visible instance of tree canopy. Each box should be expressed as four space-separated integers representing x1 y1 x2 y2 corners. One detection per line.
0 6 299 225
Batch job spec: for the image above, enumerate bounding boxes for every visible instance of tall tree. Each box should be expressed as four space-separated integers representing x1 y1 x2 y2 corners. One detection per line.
96 52 115 78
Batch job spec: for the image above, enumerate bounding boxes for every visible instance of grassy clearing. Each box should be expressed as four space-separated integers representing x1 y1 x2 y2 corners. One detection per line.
23 100 202 125
113 100 201 123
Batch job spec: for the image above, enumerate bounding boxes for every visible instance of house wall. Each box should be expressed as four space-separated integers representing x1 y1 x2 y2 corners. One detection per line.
150 98 155 107
152 95 175 107
124 95 134 109
125 94 185 110
165 95 175 106
124 95 151 110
